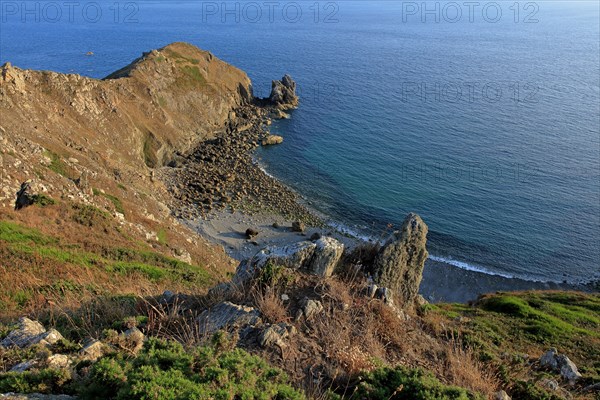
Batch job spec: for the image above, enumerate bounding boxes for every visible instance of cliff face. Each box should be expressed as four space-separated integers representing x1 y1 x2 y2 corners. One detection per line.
0 42 252 171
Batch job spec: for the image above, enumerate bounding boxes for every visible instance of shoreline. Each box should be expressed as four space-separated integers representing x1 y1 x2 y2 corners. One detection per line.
159 98 594 304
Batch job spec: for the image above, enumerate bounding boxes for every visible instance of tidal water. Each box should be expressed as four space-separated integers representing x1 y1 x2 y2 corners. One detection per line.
1 1 598 284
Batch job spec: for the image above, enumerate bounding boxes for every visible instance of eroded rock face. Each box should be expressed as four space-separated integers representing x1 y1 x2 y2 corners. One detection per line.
1 42 253 171
269 75 298 110
372 213 429 308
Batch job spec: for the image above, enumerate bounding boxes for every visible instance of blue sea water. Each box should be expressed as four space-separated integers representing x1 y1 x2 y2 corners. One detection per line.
1 1 599 284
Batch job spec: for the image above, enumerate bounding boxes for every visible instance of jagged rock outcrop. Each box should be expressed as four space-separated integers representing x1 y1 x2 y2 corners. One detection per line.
269 74 298 110
234 236 344 283
372 213 429 308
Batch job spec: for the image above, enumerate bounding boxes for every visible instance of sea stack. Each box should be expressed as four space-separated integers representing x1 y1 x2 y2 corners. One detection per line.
269 74 298 110
373 213 429 308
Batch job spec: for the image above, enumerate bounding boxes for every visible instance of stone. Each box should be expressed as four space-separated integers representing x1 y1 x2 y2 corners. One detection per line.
373 213 428 308
235 241 317 283
47 354 72 369
14 180 47 210
9 360 37 372
37 329 64 347
540 348 559 370
197 302 261 334
299 297 324 320
539 348 582 383
376 287 394 306
123 327 145 354
366 284 378 298
291 221 305 232
557 354 582 383
309 232 322 241
79 340 106 361
245 228 259 239
259 323 295 348
493 390 511 400
261 135 284 146
0 318 46 348
308 237 344 277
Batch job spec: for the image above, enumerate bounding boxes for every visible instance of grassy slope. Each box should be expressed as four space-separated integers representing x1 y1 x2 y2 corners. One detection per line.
423 291 600 399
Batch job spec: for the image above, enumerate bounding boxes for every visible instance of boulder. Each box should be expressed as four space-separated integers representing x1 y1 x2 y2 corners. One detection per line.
291 221 305 232
539 348 582 383
296 297 324 320
46 354 72 369
308 237 344 277
197 302 261 334
372 213 428 308
0 394 76 399
261 135 284 146
234 236 344 282
1 318 46 348
14 180 47 210
259 323 296 348
493 391 511 400
309 232 322 241
79 340 106 361
269 74 298 109
245 228 259 239
9 360 37 372
122 327 145 354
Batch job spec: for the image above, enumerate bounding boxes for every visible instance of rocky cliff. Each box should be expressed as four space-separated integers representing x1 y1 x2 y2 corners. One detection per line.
0 42 252 173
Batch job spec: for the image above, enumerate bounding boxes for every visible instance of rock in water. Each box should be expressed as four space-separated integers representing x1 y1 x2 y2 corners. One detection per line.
261 135 284 146
269 74 299 109
372 213 428 308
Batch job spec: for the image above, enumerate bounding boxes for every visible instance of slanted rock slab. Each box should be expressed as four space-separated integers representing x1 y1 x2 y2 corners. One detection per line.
197 302 261 334
0 318 46 349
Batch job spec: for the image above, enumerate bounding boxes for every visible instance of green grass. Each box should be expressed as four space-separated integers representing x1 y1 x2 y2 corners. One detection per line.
344 365 484 400
1 220 212 287
92 189 125 215
181 65 206 85
0 336 304 399
156 229 167 245
43 150 71 179
426 291 600 395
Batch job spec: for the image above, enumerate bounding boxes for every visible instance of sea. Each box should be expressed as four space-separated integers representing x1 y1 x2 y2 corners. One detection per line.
1 0 599 289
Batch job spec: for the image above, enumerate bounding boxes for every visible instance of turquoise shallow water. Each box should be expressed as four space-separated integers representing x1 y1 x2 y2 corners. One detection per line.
1 1 599 283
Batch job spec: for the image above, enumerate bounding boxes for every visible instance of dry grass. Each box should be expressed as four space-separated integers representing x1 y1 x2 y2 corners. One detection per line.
253 288 289 324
